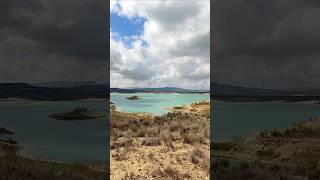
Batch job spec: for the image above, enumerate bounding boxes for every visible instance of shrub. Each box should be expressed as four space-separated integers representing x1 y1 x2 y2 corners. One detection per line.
115 137 133 148
240 162 249 170
256 149 279 160
211 142 234 151
142 137 160 146
163 167 180 180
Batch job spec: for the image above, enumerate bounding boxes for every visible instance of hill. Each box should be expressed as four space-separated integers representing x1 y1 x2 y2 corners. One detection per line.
211 82 320 102
0 83 108 100
110 87 208 93
31 80 97 87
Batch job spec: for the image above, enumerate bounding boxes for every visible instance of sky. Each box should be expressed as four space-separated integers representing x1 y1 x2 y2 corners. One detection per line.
3 0 317 90
110 0 210 90
0 0 210 88
213 0 320 89
0 0 108 83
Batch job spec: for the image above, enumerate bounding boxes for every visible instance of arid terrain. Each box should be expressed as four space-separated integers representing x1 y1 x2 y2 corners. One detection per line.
211 117 320 180
110 100 210 179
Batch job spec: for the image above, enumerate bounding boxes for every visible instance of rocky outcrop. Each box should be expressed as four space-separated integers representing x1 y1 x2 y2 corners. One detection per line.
0 128 22 156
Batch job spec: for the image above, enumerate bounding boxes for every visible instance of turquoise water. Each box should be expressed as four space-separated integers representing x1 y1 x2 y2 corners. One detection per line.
110 93 210 115
0 100 107 163
4 96 317 162
212 101 320 141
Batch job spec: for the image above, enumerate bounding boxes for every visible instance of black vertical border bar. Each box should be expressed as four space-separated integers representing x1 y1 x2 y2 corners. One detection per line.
210 0 214 178
106 0 111 179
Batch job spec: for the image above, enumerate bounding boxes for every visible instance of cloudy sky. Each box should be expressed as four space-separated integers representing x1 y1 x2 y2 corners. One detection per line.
2 0 319 90
110 0 210 90
213 0 320 89
0 0 107 83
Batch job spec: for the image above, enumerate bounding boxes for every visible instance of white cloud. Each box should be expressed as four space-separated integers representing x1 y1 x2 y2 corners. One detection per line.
110 0 210 90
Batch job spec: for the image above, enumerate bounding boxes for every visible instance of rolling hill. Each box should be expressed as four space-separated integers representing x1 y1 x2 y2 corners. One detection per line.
0 83 108 100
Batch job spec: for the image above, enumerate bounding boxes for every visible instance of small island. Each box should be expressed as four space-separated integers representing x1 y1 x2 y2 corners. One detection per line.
126 95 141 100
49 108 105 120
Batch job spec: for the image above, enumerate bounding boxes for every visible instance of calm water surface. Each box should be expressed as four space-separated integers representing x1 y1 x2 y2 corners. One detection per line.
6 96 316 161
0 100 107 163
212 101 320 141
111 93 210 115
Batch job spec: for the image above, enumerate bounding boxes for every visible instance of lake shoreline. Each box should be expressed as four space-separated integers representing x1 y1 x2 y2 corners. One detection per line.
0 100 107 164
211 112 320 179
0 127 107 179
111 93 209 116
212 100 320 141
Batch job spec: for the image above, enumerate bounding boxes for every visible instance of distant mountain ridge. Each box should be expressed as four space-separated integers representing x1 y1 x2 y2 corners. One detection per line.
2 82 320 101
0 82 208 101
32 80 97 87
0 83 107 100
110 86 209 93
211 82 320 96
211 82 320 102
211 82 279 96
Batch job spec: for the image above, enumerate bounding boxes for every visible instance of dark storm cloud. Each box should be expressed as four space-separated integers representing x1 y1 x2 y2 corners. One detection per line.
213 0 320 89
0 0 43 29
0 0 108 83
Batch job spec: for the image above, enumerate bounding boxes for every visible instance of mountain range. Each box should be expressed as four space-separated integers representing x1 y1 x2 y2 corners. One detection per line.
0 83 107 100
1 81 320 101
211 82 320 96
211 82 320 102
110 87 208 93
32 80 97 87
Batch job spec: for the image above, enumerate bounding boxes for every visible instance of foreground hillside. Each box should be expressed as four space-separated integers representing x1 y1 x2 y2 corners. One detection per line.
0 155 106 180
212 117 320 179
110 101 210 179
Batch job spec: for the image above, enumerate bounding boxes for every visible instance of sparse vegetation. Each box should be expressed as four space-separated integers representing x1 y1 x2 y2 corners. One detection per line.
211 158 320 180
0 155 106 180
256 149 280 160
212 142 234 151
211 117 320 179
110 100 210 179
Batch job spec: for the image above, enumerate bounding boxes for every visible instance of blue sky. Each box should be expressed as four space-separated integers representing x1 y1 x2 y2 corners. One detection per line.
110 12 146 47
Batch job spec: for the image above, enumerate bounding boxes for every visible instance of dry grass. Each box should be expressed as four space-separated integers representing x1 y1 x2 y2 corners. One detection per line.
0 155 106 180
191 148 210 170
211 158 320 180
212 117 320 180
110 101 210 179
